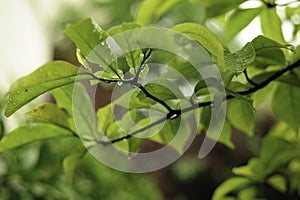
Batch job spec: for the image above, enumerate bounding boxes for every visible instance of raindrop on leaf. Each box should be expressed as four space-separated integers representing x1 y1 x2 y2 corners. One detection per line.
117 81 123 86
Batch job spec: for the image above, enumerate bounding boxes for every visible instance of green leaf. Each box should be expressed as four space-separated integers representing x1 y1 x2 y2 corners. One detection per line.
51 84 74 115
97 104 114 133
126 50 144 69
222 70 235 86
5 61 90 117
260 8 285 43
226 88 252 104
113 89 155 110
200 107 234 149
168 56 203 82
233 165 256 179
248 158 266 181
63 150 84 184
251 35 291 67
251 71 278 83
258 137 300 177
252 83 275 108
237 187 257 200
108 22 142 35
227 99 255 136
64 18 107 58
201 0 246 18
72 83 99 140
167 116 192 154
104 111 144 154
64 18 119 76
225 43 256 72
259 137 290 168
254 50 286 68
151 117 180 144
251 35 291 52
172 23 226 68
26 103 70 128
76 49 91 71
194 79 214 97
139 79 185 101
212 177 251 200
286 5 300 20
272 84 300 129
129 90 156 109
214 120 235 149
225 7 263 41
135 0 182 25
0 123 73 153
114 110 145 153
267 175 287 193
268 122 298 142
277 73 300 89
268 148 300 177
109 23 145 69
149 116 191 154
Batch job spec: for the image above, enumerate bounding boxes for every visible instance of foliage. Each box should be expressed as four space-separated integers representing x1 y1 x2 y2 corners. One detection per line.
0 94 162 200
2 0 300 199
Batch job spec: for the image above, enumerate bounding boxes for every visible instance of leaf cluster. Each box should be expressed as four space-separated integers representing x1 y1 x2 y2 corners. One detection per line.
1 0 300 198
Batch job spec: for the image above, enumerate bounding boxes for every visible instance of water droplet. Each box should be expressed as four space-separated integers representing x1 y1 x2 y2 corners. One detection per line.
286 44 296 53
170 114 178 119
12 102 16 106
16 91 20 95
130 83 138 88
117 81 123 86
101 41 105 46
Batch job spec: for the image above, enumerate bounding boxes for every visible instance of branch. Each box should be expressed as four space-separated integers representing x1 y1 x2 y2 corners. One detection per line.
100 116 167 145
82 72 120 83
239 59 300 95
134 82 174 112
93 59 300 145
243 69 259 87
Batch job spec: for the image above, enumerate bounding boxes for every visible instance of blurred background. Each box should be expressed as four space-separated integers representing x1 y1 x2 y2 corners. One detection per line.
0 0 296 199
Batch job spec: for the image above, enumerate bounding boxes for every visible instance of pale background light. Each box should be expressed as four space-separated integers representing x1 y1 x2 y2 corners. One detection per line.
0 0 79 130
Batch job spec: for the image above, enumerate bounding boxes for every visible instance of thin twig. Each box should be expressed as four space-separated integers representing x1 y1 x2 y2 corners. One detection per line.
98 59 300 145
136 49 153 79
134 82 174 112
81 72 120 83
243 69 259 87
99 116 167 145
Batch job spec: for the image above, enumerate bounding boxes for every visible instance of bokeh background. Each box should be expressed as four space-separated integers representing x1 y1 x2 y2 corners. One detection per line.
0 0 298 199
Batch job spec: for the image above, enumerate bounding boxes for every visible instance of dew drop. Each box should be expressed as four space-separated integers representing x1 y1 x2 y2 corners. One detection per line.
16 91 20 95
12 102 16 106
286 44 296 53
117 81 123 86
170 113 178 119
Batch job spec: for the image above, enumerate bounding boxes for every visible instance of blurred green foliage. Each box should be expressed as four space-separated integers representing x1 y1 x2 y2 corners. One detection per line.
2 0 300 199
